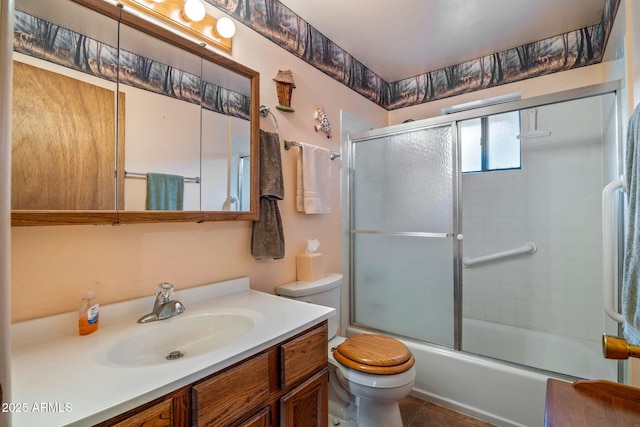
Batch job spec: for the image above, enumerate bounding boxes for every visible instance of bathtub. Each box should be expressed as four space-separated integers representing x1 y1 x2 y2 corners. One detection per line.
347 320 618 427
462 318 617 382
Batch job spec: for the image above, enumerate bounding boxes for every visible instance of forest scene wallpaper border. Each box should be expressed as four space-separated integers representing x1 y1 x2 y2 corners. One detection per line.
13 9 251 120
207 0 621 111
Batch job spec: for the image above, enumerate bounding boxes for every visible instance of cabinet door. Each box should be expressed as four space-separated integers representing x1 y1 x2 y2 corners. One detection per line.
236 406 270 427
192 352 270 427
280 369 328 427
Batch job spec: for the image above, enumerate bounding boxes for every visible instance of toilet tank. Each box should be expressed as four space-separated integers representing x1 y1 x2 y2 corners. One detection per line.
275 273 343 339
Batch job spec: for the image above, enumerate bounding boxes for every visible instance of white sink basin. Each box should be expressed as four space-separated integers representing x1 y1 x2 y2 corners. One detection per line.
103 312 255 367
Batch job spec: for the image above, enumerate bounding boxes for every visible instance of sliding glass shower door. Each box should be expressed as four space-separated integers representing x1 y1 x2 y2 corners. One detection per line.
350 124 458 347
346 85 623 381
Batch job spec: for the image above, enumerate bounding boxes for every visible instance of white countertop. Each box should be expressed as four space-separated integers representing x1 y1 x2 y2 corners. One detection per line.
10 277 335 426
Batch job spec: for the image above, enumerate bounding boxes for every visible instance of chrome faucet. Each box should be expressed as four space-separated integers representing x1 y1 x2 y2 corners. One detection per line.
137 282 186 323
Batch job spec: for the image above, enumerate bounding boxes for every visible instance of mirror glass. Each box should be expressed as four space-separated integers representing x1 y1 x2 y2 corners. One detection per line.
229 120 251 211
118 23 202 211
12 0 120 211
200 58 251 211
11 0 258 225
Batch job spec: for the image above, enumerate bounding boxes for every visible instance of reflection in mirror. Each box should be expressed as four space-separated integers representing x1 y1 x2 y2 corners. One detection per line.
230 119 251 211
118 23 202 211
11 0 260 225
232 154 251 211
200 58 251 211
12 0 120 210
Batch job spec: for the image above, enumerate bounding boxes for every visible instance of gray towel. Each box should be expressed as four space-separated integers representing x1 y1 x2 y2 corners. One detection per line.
624 103 640 344
259 130 285 198
145 173 184 210
252 130 285 259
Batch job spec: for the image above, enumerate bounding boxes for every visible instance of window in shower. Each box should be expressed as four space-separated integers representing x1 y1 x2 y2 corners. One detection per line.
460 111 521 173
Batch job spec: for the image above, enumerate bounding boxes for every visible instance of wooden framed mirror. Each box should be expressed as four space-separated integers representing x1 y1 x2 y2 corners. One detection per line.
11 0 260 226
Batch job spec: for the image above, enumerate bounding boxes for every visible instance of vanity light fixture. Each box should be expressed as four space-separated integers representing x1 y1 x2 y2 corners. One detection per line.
215 16 236 39
118 0 233 53
181 0 206 22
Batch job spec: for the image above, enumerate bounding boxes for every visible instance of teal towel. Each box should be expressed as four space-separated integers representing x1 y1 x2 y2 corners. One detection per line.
624 103 640 344
145 173 184 210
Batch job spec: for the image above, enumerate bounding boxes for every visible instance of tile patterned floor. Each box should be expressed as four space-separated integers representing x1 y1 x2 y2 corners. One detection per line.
400 395 496 427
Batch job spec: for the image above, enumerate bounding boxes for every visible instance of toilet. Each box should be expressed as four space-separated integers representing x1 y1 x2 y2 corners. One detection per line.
276 273 416 427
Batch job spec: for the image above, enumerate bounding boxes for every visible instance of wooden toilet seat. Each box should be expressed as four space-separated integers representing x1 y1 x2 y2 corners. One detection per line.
332 334 415 375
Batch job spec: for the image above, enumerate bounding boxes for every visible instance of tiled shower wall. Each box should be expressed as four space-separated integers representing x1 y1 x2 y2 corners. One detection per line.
461 95 618 343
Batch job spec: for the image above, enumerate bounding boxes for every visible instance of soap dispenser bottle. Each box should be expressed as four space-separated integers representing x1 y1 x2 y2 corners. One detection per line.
78 289 99 336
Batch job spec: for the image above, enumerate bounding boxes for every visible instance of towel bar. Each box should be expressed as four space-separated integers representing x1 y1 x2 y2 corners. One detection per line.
284 140 341 160
259 105 279 134
602 335 640 359
602 176 626 324
124 171 200 183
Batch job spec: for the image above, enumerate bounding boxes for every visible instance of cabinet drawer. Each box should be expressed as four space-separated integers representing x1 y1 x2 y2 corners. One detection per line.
280 323 328 389
110 398 172 427
193 352 270 427
95 386 190 427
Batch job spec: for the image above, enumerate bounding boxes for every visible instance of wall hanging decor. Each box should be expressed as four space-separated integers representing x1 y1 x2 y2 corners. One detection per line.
314 105 331 138
273 69 296 112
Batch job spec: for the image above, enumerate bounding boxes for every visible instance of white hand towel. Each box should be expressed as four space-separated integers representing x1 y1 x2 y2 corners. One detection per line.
296 142 332 214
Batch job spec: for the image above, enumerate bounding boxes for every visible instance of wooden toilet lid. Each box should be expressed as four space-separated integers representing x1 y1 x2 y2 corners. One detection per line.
332 334 415 375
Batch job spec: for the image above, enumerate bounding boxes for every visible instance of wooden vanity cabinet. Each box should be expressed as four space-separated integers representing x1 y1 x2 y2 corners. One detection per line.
95 321 328 427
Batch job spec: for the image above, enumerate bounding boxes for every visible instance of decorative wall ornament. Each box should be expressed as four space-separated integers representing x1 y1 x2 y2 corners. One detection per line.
314 105 331 138
273 69 296 112
206 0 621 111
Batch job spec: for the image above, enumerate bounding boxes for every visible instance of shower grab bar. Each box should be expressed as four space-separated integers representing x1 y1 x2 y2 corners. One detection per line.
602 175 625 324
462 243 537 268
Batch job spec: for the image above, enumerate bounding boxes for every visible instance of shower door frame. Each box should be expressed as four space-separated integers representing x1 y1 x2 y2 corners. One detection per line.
345 81 623 354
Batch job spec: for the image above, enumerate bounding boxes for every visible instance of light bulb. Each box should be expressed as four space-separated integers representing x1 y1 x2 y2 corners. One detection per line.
215 16 236 38
182 0 206 22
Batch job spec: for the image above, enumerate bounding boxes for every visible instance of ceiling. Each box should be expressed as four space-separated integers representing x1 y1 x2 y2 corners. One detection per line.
278 0 607 83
